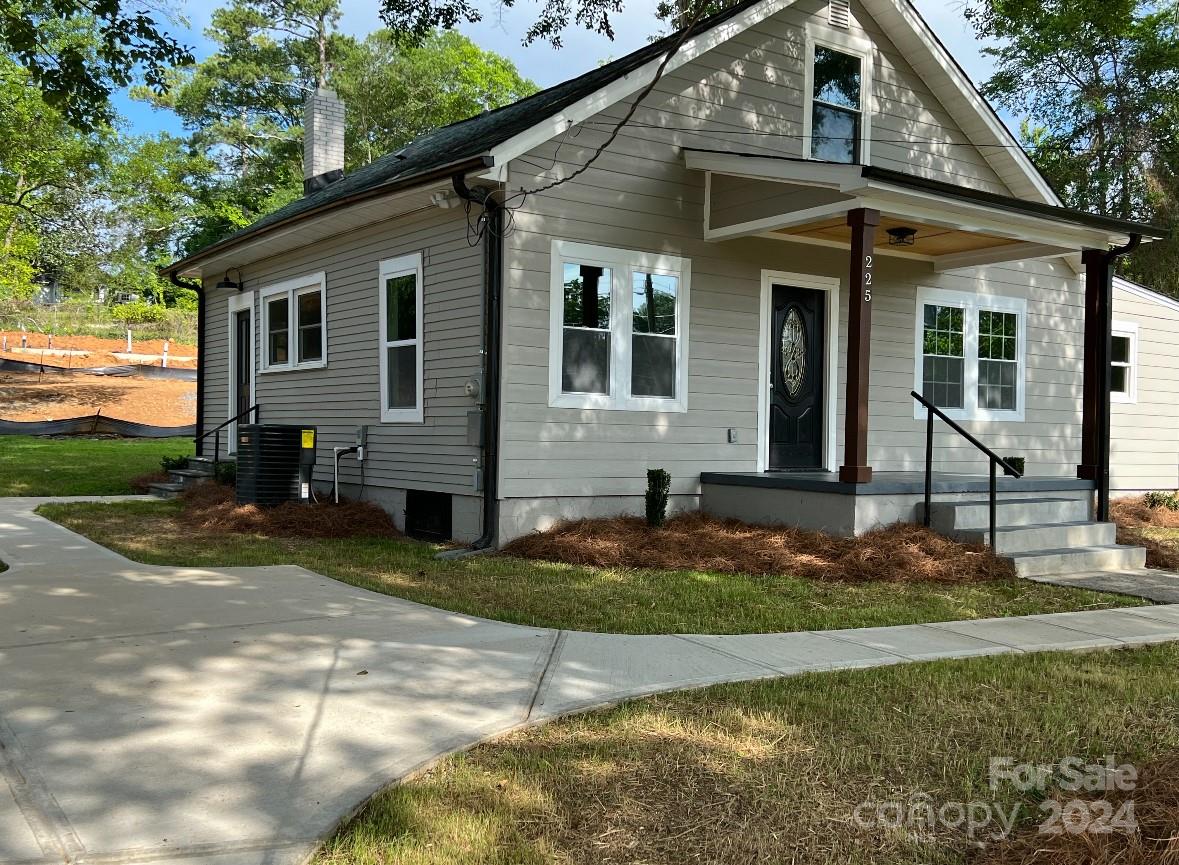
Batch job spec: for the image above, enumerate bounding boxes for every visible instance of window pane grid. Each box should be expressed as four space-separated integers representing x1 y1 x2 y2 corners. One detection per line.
977 310 1017 410
1111 334 1132 396
921 304 964 409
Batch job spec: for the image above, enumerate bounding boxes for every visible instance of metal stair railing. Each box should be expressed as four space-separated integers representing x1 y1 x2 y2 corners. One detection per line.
911 391 1023 548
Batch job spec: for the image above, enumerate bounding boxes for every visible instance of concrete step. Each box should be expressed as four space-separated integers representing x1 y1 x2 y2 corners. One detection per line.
923 497 1090 533
1009 545 1148 578
147 482 185 500
959 521 1116 554
168 468 212 486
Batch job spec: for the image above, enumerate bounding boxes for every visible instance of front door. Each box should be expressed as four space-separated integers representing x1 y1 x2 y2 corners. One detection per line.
234 308 252 420
769 285 825 470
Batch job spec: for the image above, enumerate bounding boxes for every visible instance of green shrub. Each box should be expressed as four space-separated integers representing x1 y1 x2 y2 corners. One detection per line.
1003 456 1026 477
160 454 189 472
645 468 671 528
1144 490 1179 511
215 461 237 486
112 301 166 326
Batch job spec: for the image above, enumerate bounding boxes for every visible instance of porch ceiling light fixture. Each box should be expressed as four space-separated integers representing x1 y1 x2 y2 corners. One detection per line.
886 226 918 246
215 267 243 291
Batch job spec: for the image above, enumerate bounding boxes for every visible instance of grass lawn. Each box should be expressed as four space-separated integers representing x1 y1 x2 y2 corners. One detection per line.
0 435 191 496
39 499 1144 635
317 645 1179 865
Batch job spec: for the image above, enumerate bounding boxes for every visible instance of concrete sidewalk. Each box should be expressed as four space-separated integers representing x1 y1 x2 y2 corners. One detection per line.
1 496 1178 865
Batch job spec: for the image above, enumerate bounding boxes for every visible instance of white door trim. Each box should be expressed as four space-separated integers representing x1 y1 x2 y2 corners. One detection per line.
757 270 841 473
227 291 255 453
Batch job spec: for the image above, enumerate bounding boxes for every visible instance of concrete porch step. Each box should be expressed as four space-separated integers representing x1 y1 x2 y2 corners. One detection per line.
168 468 212 486
1009 545 1148 578
923 497 1090 533
147 482 185 500
958 521 1116 555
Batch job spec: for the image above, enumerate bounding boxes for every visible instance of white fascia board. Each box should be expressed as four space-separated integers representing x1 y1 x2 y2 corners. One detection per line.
863 0 1061 207
684 149 869 191
484 0 801 178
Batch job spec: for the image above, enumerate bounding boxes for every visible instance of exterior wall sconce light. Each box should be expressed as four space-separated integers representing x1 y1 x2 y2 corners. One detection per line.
887 226 917 246
216 267 243 290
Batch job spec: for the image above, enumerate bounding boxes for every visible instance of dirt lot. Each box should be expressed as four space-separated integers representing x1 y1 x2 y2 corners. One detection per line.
0 330 197 369
0 369 196 425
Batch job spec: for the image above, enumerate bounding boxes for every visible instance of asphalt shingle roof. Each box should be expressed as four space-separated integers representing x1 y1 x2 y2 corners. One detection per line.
185 0 766 263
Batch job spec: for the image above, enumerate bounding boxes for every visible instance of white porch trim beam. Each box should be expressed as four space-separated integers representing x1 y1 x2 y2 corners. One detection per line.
932 242 1074 272
706 199 852 241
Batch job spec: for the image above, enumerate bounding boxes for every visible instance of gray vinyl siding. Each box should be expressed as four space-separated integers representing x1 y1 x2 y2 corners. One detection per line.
498 0 1080 501
199 205 484 498
200 291 230 446
1111 285 1179 493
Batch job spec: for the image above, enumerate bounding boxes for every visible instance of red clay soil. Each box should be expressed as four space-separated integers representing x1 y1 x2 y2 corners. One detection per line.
502 512 1014 583
180 483 401 539
0 330 197 369
971 753 1179 865
0 369 195 425
1111 497 1179 569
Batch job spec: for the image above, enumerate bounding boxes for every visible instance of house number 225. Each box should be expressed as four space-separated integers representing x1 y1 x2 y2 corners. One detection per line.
863 254 873 302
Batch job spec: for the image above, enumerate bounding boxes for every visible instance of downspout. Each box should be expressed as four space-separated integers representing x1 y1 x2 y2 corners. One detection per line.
452 173 503 550
170 271 206 454
1096 233 1141 522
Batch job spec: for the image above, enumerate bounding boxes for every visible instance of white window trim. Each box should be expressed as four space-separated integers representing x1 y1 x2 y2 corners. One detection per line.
258 272 327 372
548 239 691 413
1111 321 1138 404
378 252 425 424
226 290 255 454
913 287 1027 422
802 23 873 164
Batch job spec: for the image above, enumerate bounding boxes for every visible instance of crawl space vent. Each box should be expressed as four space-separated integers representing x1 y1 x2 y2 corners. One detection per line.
829 0 851 28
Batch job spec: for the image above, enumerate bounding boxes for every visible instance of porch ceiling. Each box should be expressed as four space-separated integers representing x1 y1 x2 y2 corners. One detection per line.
775 214 1022 258
687 148 1168 272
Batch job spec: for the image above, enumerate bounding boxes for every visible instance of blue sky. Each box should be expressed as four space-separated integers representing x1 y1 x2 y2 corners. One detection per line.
115 0 1006 138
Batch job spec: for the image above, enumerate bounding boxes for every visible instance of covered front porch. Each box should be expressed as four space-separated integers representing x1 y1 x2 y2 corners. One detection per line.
684 149 1165 530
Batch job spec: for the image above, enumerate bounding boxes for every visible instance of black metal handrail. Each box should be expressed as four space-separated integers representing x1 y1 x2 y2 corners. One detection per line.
912 391 1023 548
195 404 259 468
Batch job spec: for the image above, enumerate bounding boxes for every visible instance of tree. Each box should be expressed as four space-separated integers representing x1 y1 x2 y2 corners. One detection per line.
0 0 192 132
967 0 1179 295
0 55 109 300
334 30 537 166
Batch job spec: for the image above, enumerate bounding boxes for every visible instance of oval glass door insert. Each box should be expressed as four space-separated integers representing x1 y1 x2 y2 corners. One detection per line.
780 307 807 398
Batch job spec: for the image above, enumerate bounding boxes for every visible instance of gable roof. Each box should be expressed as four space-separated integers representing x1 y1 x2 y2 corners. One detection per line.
165 0 1065 275
1114 276 1179 315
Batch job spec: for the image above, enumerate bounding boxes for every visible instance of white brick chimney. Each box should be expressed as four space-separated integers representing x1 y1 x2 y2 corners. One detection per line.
303 87 345 195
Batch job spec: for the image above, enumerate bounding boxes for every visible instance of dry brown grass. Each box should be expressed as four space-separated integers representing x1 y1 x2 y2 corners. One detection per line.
973 753 1179 865
1111 497 1179 570
503 512 1014 583
179 483 401 539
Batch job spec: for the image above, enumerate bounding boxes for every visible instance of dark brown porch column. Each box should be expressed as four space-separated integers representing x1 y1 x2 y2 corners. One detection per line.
1077 248 1106 482
839 208 880 484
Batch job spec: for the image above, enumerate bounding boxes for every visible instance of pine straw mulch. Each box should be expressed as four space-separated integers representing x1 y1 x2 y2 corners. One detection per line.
973 753 1179 865
502 512 1014 583
1111 497 1179 570
129 471 169 493
177 482 401 539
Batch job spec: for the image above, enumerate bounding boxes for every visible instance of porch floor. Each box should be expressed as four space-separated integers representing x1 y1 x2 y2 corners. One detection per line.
700 471 1095 496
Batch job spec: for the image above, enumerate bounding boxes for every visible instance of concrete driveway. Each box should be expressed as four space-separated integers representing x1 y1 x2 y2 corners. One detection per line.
2 496 1179 865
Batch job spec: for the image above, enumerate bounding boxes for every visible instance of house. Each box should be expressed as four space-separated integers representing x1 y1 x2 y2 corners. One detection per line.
163 0 1167 572
1110 276 1179 495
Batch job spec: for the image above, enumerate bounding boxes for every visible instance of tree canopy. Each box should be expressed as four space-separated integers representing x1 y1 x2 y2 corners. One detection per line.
968 0 1179 294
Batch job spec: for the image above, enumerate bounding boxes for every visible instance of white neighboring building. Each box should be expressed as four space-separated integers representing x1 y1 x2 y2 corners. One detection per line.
1111 276 1179 495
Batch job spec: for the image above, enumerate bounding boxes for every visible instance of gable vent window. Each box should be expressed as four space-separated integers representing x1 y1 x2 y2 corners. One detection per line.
828 0 851 29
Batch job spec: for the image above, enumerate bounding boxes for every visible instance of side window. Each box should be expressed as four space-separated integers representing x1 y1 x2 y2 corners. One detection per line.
810 45 862 163
378 253 424 422
260 273 326 371
921 304 964 410
550 241 690 412
1110 324 1137 403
